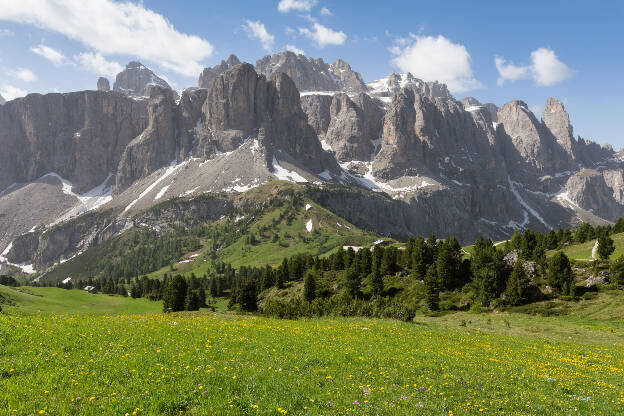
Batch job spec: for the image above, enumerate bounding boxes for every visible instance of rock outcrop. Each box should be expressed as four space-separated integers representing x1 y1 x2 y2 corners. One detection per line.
255 52 366 93
116 87 177 190
323 93 383 161
0 91 148 193
0 93 5 105
565 170 624 220
198 54 241 90
97 77 110 92
113 61 171 97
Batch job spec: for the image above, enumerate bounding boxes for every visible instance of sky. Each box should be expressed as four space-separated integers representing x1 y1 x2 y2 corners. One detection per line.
0 0 623 147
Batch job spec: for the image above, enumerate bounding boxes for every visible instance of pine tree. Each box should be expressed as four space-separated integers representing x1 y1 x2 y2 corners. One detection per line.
303 270 317 302
197 287 207 307
261 265 275 290
277 258 289 289
344 265 361 298
239 280 258 312
504 261 530 306
597 234 615 261
162 275 187 312
424 265 439 311
185 286 200 311
371 266 383 296
546 252 574 296
209 277 218 298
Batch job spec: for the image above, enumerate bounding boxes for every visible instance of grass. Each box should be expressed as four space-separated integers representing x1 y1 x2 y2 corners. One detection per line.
547 232 624 261
0 286 162 315
2 287 624 415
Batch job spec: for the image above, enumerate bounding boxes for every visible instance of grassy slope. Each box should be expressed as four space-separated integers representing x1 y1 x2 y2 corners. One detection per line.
144 198 379 280
41 182 380 282
0 285 161 314
547 232 624 261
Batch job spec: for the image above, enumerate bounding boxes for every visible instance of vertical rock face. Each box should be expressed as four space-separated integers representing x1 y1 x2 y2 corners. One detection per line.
0 94 5 105
176 87 208 161
115 87 177 190
497 100 571 175
255 52 366 93
97 77 110 92
541 98 575 157
300 94 333 138
0 91 148 193
565 170 624 220
198 54 241 90
113 61 171 97
324 93 383 161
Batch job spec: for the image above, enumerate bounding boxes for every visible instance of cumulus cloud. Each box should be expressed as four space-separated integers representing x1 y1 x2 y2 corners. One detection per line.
278 0 317 13
0 0 214 77
320 7 332 16
30 44 66 66
495 48 573 87
284 44 305 55
11 68 37 82
242 20 275 52
390 34 482 93
531 48 573 86
299 22 346 47
74 52 123 77
495 57 530 86
0 84 27 100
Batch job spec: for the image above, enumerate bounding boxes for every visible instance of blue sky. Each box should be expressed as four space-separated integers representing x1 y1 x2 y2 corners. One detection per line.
0 0 623 147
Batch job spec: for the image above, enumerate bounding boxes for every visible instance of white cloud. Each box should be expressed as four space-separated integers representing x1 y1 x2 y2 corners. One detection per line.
531 48 573 86
495 57 530 86
278 0 317 13
390 34 482 93
0 84 27 100
0 28 14 36
285 44 305 55
299 23 347 47
242 20 275 52
30 44 66 66
320 7 332 16
495 48 573 87
11 68 37 82
0 0 213 77
74 52 123 77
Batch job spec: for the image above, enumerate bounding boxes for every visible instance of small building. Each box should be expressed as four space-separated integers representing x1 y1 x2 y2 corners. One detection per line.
83 285 98 294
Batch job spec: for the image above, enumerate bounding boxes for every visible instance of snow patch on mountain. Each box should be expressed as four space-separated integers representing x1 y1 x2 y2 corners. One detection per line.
272 156 308 182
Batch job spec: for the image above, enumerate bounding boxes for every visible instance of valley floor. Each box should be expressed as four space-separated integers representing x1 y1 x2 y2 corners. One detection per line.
1 288 624 415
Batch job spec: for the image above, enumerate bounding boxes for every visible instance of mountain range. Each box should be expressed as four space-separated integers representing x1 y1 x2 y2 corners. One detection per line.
1 51 622 277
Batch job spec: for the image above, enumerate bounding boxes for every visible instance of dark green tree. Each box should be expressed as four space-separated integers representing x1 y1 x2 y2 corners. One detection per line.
424 265 439 311
185 286 200 311
546 252 574 296
504 261 531 306
597 234 615 261
609 255 624 286
162 275 188 312
239 280 258 312
209 277 218 298
344 265 361 298
371 266 384 296
303 270 317 302
197 287 207 307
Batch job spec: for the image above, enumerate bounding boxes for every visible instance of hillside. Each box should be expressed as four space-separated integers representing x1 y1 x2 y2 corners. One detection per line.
39 182 381 284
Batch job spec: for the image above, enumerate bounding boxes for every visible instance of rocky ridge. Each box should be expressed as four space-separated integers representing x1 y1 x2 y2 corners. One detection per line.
1 55 623 275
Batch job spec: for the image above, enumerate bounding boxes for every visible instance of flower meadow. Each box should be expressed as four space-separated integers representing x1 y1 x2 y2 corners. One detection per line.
1 312 623 415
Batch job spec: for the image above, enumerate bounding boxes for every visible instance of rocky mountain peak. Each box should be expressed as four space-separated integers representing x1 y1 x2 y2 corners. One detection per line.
113 61 171 97
97 77 110 92
541 97 575 155
198 54 241 90
367 72 453 102
255 51 366 94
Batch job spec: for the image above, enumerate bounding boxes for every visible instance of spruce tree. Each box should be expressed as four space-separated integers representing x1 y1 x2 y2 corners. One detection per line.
424 265 439 311
197 287 207 307
371 266 384 296
504 261 530 306
185 286 200 311
162 275 187 312
546 252 574 296
209 277 218 298
597 234 615 261
303 270 317 302
344 265 361 298
239 280 258 312
261 265 275 290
